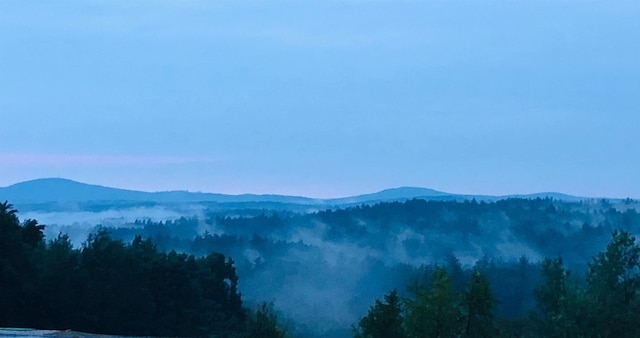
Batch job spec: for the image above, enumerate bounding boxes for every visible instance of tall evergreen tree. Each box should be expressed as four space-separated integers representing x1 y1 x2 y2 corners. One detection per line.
353 290 405 338
0 202 44 327
534 258 583 337
585 230 640 338
461 269 498 337
405 267 461 338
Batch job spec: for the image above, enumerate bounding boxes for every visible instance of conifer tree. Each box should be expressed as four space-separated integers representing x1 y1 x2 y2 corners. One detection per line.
585 230 640 338
534 258 583 337
353 290 405 338
461 269 498 337
405 267 460 338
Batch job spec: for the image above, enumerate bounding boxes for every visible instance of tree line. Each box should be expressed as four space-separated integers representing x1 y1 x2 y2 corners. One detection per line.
101 197 640 336
0 202 285 337
5 196 640 337
353 230 640 337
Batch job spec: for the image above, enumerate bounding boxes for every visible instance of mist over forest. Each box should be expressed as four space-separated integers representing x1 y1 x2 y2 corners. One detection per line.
5 187 640 337
105 198 640 336
4 0 639 336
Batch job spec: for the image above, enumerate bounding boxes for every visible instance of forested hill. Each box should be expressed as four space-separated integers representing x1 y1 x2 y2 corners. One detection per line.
102 197 639 336
1 178 592 208
3 196 640 337
133 197 640 269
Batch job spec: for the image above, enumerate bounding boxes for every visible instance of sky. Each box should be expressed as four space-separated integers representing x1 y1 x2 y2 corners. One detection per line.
1 0 639 198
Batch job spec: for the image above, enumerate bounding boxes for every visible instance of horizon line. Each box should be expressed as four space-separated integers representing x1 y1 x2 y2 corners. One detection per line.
0 177 628 201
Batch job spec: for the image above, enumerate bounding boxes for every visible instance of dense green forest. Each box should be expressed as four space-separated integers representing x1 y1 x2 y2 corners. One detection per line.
0 202 284 337
354 229 640 337
95 197 640 336
2 197 640 337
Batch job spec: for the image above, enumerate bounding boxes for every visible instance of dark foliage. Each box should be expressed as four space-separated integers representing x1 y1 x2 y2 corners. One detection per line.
355 230 640 337
100 197 640 336
244 302 286 338
6 196 640 337
0 202 245 337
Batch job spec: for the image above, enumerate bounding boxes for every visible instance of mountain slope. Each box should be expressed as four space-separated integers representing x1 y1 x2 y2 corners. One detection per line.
0 178 592 206
0 178 322 204
1 178 149 202
327 186 452 205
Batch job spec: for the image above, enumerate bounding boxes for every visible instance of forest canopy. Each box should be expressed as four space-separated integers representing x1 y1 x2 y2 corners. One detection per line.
354 229 640 337
2 197 640 337
0 201 284 337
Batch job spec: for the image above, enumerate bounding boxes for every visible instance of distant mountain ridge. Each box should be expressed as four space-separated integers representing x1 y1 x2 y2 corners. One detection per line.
0 178 323 205
0 178 592 206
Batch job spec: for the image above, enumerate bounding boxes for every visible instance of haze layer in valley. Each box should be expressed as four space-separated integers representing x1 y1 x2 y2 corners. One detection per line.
2 179 638 336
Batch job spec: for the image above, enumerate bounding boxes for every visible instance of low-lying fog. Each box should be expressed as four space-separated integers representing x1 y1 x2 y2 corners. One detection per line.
20 198 640 337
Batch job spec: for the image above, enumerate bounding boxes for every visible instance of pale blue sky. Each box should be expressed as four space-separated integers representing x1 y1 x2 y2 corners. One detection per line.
1 0 639 198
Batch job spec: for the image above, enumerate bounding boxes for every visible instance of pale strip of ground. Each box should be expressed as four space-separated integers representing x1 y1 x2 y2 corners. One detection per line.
0 328 167 338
